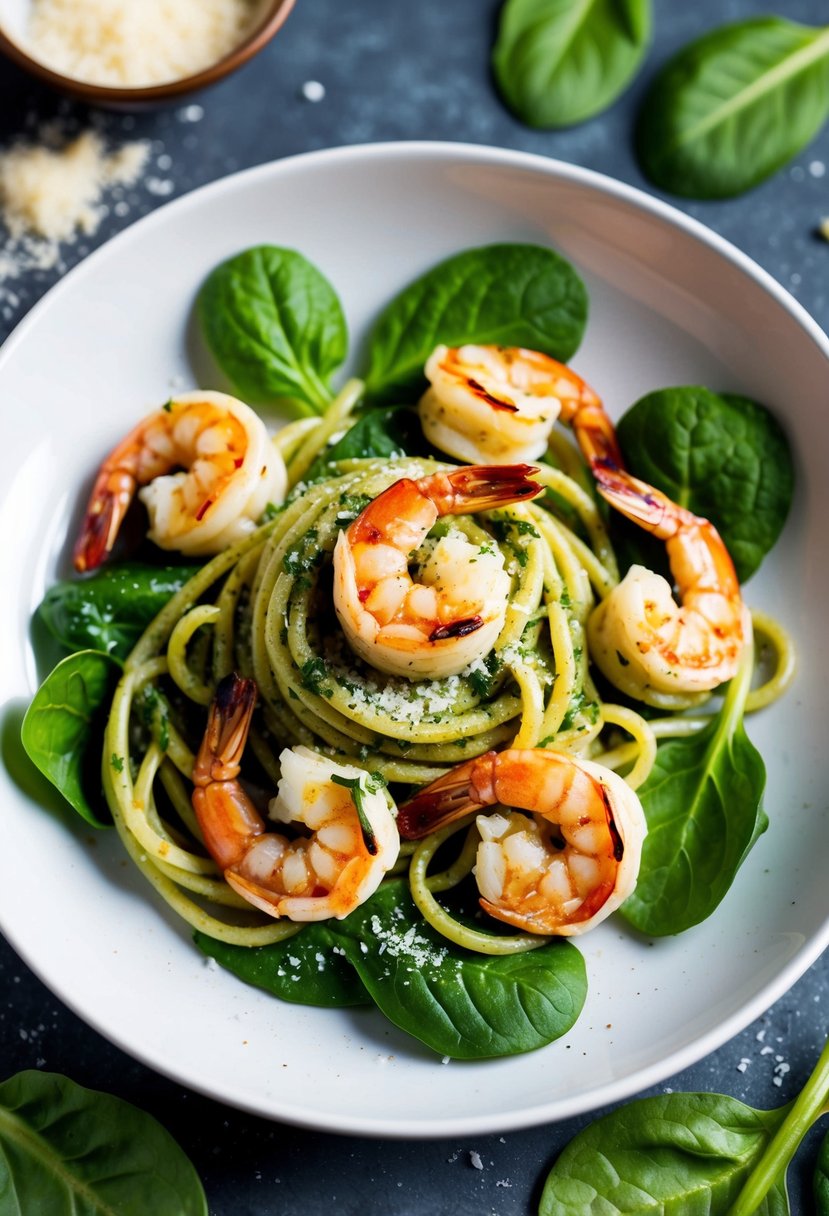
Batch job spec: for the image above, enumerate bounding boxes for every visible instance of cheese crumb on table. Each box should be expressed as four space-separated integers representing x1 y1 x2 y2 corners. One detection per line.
26 0 266 87
0 131 149 242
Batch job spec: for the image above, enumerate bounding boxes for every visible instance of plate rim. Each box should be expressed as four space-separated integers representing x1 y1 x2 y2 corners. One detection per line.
2 139 827 1138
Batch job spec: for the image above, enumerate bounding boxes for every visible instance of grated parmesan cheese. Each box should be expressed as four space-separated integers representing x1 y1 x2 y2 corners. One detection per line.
0 131 149 242
26 0 266 88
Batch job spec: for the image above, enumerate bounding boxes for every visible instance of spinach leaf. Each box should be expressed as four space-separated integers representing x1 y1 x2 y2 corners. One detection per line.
363 244 588 400
38 564 193 660
0 1070 206 1216
493 0 652 129
816 1127 829 1214
307 406 424 480
617 386 794 583
194 924 370 1008
20 650 121 828
636 17 829 199
198 245 348 414
622 638 765 937
539 1092 787 1214
334 880 586 1059
541 1035 829 1215
196 879 586 1058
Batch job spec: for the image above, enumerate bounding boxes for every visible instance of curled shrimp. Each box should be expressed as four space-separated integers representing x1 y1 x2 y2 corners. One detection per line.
587 464 749 702
397 748 646 936
418 344 622 468
332 464 541 680
192 674 400 921
73 390 287 572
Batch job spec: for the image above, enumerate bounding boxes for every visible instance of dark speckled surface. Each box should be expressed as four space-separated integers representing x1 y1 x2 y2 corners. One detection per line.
1 1 827 1212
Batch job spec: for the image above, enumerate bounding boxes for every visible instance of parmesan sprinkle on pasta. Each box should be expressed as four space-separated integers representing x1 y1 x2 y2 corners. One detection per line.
26 0 264 87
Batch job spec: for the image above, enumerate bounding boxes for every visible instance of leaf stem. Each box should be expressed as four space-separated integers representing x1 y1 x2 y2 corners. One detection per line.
728 1036 829 1215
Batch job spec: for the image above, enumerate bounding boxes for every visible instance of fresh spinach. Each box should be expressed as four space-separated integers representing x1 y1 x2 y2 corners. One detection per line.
197 879 587 1058
636 17 829 198
493 0 652 129
38 564 193 660
817 1127 829 1214
363 244 588 400
198 245 348 414
20 650 121 828
621 637 765 937
306 405 424 481
617 386 794 583
196 923 370 1008
541 1035 829 1214
0 1070 206 1216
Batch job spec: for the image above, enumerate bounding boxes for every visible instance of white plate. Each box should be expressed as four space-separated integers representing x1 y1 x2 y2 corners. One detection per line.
1 142 827 1138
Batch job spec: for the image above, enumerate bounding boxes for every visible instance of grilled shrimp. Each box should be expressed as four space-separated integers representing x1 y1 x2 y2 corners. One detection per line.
73 390 287 571
192 674 400 921
332 464 541 680
418 344 622 468
587 464 749 702
397 748 646 936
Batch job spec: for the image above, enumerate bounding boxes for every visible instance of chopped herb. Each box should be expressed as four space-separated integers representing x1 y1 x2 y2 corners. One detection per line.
331 773 380 854
300 657 332 697
162 399 173 413
616 650 631 667
260 501 284 523
110 753 124 773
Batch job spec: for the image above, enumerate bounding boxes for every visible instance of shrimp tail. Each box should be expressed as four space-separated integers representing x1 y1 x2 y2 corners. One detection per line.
592 462 679 538
421 464 541 514
396 754 492 839
72 469 136 572
194 672 257 787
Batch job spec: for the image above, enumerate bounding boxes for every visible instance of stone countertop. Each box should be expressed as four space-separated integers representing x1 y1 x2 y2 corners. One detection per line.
0 1 826 1212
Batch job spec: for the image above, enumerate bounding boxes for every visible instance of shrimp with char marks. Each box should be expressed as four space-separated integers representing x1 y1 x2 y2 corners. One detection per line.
587 463 749 704
73 390 287 571
397 747 646 936
192 674 400 921
418 344 623 469
332 463 541 680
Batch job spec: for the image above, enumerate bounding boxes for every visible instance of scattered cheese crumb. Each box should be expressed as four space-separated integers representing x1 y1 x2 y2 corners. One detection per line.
809 161 826 178
26 0 264 87
469 1151 484 1171
736 1057 750 1073
301 80 326 102
0 131 149 242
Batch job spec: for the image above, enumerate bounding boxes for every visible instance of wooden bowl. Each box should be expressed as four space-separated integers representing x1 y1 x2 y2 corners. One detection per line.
0 0 296 108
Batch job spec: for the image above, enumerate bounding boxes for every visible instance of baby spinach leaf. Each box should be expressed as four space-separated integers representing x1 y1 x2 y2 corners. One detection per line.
20 650 121 828
816 1127 829 1214
194 924 370 1008
198 245 348 414
38 564 194 660
363 244 588 400
539 1092 787 1214
493 0 652 129
197 879 586 1057
0 1070 206 1216
622 641 766 937
325 880 586 1059
541 1035 829 1215
307 406 424 482
617 386 794 583
636 17 829 198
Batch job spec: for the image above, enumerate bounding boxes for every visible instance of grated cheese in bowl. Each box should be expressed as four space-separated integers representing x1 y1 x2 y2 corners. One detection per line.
23 0 269 88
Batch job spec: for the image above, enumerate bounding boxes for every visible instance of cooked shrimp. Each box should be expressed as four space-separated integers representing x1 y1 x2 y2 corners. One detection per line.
418 344 622 468
587 464 749 702
192 674 399 921
332 464 541 680
397 748 646 936
73 390 287 571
